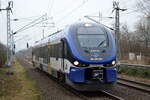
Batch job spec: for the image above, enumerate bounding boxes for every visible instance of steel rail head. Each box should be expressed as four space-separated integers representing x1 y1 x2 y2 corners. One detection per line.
120 63 150 68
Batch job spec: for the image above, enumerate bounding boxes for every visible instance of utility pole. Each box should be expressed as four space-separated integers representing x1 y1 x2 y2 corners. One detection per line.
7 2 12 67
0 1 13 74
84 15 114 30
42 14 47 39
99 11 102 23
112 1 127 64
41 13 55 39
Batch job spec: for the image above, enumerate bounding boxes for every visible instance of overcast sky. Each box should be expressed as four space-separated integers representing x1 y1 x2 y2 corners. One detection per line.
0 0 139 51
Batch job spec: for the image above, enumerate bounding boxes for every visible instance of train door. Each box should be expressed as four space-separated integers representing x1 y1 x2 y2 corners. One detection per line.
61 40 65 72
47 40 51 74
57 40 66 82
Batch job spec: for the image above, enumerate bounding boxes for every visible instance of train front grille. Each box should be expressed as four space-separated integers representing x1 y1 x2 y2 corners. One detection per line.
84 67 103 81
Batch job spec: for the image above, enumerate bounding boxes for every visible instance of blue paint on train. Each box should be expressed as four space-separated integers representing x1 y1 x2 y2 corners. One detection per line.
64 27 116 64
67 67 85 83
103 67 117 82
67 66 117 83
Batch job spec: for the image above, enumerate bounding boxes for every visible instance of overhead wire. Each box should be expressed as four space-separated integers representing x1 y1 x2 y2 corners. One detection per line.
13 0 55 36
12 15 43 21
15 19 48 34
119 0 150 17
121 9 139 16
45 0 90 32
46 0 51 14
55 0 89 25
137 0 150 15
44 0 55 32
14 15 46 33
14 35 29 43
53 0 75 16
110 0 140 18
119 5 145 18
0 0 1 9
48 0 54 16
45 0 78 30
14 14 48 34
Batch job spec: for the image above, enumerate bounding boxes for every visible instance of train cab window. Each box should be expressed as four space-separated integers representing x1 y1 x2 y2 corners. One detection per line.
77 27 107 48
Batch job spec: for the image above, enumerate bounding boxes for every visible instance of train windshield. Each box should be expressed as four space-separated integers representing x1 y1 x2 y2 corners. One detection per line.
77 27 107 48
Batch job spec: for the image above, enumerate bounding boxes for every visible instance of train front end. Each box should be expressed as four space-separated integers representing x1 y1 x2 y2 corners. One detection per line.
64 22 117 91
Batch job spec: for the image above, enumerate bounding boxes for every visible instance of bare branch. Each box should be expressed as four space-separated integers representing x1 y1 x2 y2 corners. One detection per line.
136 0 150 16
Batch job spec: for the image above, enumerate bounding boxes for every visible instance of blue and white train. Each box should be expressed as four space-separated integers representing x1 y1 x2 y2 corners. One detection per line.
32 22 117 91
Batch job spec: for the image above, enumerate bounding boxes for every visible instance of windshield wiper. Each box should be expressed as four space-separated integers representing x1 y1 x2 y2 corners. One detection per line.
82 47 90 53
84 49 90 53
97 40 105 47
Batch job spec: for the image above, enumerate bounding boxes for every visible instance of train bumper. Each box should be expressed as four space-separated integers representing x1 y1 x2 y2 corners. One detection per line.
66 67 117 91
67 67 85 83
103 67 117 82
66 76 116 91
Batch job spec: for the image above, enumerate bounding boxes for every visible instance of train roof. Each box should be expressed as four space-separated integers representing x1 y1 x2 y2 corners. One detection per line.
33 22 111 47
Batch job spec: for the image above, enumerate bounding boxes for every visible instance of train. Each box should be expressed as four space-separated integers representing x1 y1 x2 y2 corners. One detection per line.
32 22 117 91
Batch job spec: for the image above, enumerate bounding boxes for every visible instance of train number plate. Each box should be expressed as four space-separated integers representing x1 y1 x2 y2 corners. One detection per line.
92 70 103 80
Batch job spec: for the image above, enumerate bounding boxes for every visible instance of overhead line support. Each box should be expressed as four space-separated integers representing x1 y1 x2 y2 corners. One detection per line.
112 1 127 65
0 1 14 74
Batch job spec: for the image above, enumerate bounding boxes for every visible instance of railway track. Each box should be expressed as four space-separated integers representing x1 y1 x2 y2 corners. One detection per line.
33 67 89 100
41 69 124 100
24 58 124 100
120 63 150 68
99 90 124 100
117 77 150 94
52 78 89 100
80 90 124 100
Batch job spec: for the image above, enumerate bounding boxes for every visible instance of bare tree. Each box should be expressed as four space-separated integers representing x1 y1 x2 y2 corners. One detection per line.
0 42 7 65
119 24 132 59
119 23 147 60
136 0 150 16
135 19 150 49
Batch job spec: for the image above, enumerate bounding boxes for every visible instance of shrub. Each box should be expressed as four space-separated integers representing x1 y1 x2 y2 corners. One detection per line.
0 43 7 65
119 66 150 78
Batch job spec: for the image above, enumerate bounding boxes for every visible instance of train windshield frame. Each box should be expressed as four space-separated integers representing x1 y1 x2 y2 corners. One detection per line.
77 26 108 48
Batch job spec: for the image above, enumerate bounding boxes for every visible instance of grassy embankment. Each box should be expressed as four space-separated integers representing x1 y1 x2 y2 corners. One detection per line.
119 66 150 79
0 59 41 100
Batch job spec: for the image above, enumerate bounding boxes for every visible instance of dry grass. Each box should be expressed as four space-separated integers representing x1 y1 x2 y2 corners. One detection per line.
0 59 41 100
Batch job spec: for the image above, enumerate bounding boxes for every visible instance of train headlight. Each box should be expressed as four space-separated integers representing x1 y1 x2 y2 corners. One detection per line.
74 61 79 66
112 60 116 65
84 23 92 27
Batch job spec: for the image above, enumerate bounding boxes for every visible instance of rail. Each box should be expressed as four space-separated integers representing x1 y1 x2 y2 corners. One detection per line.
100 90 124 100
24 57 124 100
120 63 150 68
117 78 150 94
